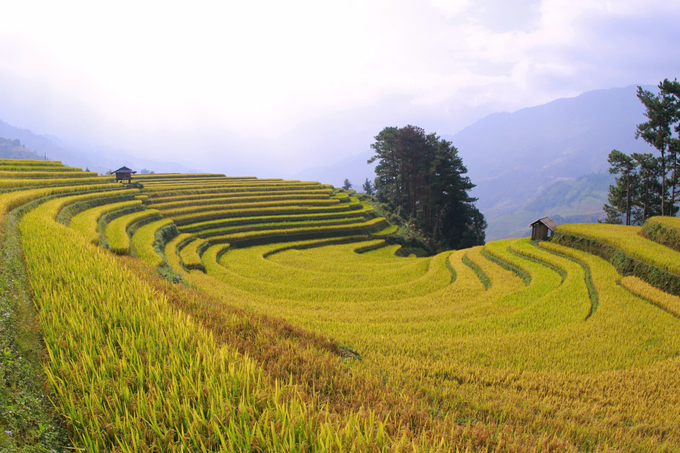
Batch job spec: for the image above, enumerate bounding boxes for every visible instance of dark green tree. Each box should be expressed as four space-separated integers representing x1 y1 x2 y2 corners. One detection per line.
369 127 403 210
368 125 485 250
342 179 352 190
607 150 637 225
660 79 680 213
636 82 677 215
362 178 375 196
603 185 625 224
604 150 670 225
631 152 662 223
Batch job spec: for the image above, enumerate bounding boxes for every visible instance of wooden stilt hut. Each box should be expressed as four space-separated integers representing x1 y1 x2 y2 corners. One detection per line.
113 166 136 183
530 217 558 241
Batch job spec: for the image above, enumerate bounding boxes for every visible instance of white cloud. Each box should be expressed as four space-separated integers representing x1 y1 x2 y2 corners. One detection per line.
429 0 472 17
0 0 678 171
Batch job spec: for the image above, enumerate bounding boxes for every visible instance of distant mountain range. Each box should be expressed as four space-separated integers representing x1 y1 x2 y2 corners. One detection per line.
0 137 41 160
449 84 655 240
297 85 657 241
1 82 660 242
0 119 197 174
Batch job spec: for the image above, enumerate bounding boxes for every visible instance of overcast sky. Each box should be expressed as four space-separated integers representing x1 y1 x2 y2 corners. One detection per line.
0 0 679 175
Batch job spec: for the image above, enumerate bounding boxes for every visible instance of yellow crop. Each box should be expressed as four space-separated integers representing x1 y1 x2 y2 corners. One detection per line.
171 203 360 226
206 217 387 245
178 236 205 270
6 169 680 451
151 188 334 204
163 233 192 275
640 215 680 251
0 170 98 179
70 199 142 244
105 209 160 255
17 192 398 452
371 224 398 238
134 172 224 179
153 193 337 211
557 223 680 276
197 217 365 239
180 205 373 233
130 218 174 267
0 159 65 166
181 235 680 450
162 198 341 217
621 275 680 316
0 176 114 189
0 165 83 172
0 184 117 230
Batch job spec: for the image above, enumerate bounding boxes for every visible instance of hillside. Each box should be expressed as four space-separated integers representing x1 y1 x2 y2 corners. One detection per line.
298 85 654 240
0 119 198 175
486 172 615 240
2 162 680 452
451 85 654 238
0 137 41 160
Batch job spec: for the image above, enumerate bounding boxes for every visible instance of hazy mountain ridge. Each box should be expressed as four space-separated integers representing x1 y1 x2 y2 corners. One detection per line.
0 137 42 160
0 119 197 174
451 85 652 208
485 172 615 240
0 82 658 241
296 85 655 241
448 85 655 240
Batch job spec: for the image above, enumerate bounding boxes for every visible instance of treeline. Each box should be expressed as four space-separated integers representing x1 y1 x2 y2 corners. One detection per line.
605 79 680 225
368 125 485 250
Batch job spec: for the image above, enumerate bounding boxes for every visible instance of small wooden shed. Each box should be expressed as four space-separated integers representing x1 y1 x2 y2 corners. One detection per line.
113 166 136 183
530 217 558 241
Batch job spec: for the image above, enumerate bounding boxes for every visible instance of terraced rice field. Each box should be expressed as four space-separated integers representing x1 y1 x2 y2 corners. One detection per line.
2 161 680 452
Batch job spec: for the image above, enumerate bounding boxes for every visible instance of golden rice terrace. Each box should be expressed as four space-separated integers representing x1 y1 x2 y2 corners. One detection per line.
2 161 680 452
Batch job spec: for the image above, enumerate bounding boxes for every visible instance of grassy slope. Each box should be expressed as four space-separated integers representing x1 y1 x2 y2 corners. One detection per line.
4 166 680 452
0 205 70 452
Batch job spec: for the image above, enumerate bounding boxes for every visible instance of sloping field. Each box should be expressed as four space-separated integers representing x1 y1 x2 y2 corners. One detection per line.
2 163 680 452
140 173 386 249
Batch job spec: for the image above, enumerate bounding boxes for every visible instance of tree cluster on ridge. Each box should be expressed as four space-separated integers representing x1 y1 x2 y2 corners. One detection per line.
368 125 486 250
605 78 680 225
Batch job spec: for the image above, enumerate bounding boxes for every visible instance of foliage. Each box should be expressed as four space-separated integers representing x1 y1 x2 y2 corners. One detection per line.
604 150 666 224
604 79 680 223
342 178 352 190
632 79 680 217
369 125 486 251
362 178 375 196
0 138 41 161
604 149 636 225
